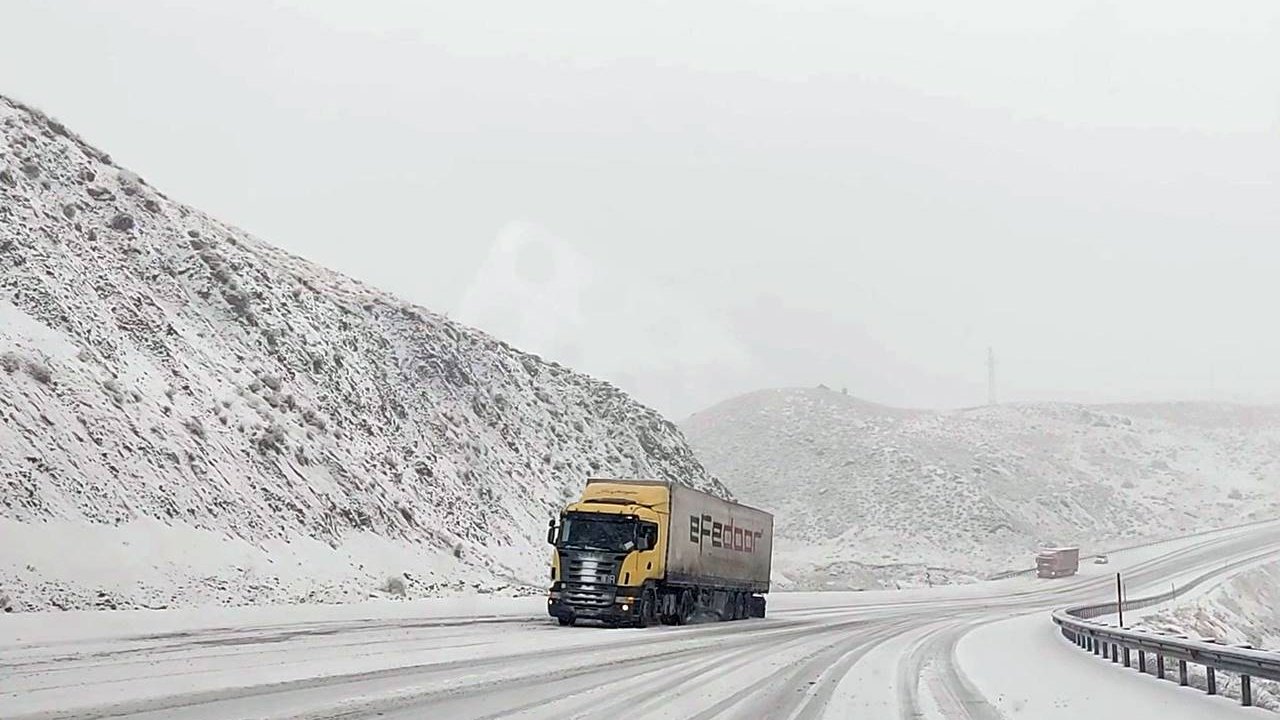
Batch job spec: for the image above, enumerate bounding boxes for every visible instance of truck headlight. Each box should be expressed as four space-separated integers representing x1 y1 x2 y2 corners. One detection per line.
621 604 630 611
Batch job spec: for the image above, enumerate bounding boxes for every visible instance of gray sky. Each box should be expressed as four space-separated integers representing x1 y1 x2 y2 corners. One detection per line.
3 0 1280 416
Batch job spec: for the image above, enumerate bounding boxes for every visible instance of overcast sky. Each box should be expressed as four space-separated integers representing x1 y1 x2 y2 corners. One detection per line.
3 0 1279 416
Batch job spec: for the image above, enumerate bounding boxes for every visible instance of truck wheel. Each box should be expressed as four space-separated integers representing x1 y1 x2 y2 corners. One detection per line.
637 590 655 628
558 616 575 626
734 593 746 621
677 589 694 625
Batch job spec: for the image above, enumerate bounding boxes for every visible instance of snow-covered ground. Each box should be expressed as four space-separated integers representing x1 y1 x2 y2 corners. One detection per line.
1097 556 1280 710
0 94 724 612
958 612 1274 719
684 387 1280 587
5 521 1277 719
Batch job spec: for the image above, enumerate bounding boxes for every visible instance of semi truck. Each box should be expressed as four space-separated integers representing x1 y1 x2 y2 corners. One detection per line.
547 478 773 627
1036 546 1080 578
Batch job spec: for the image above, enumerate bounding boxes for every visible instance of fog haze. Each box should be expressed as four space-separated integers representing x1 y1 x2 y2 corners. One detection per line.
4 0 1279 415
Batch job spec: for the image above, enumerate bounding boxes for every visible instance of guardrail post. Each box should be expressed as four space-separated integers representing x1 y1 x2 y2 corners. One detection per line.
1093 637 1100 655
1178 660 1188 686
1123 647 1131 668
1156 655 1165 680
1138 650 1146 673
1242 675 1252 706
1111 643 1119 663
1103 642 1110 660
1206 667 1217 695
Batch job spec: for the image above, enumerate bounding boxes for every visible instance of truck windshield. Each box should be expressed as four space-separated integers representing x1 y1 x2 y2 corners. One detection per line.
560 515 636 552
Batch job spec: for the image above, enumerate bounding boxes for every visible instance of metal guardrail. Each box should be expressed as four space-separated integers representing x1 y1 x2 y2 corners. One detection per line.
1052 550 1280 707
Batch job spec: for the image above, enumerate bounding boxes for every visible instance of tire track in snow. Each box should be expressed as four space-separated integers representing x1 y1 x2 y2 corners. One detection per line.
683 619 908 720
305 618 872 720
783 619 921 720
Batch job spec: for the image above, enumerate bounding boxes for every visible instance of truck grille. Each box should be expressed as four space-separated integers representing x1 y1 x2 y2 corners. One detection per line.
560 551 625 607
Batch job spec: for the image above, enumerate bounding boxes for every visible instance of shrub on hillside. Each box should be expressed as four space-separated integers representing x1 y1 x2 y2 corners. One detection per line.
255 423 286 455
183 416 207 440
382 576 407 597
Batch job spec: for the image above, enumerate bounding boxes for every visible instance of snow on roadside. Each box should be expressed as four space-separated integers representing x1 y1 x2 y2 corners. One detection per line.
0 592 547 648
958 612 1272 719
0 517 523 613
1132 559 1280 710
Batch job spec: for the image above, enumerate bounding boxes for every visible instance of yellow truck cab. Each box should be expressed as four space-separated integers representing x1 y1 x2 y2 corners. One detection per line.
547 478 773 627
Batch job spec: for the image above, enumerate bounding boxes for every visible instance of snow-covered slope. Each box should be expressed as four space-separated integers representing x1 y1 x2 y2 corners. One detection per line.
1137 560 1280 710
0 95 725 611
682 387 1280 589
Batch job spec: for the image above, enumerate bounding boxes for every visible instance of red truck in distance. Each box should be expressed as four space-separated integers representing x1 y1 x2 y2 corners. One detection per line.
1036 547 1080 578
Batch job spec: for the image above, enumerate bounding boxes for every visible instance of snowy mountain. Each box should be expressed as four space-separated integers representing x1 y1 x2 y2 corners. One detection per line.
0 95 725 612
682 387 1280 589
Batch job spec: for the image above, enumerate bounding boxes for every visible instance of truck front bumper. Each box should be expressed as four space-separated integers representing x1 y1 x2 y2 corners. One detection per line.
548 589 641 625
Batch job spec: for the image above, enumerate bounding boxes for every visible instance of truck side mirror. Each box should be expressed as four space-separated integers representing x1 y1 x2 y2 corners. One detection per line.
546 518 558 545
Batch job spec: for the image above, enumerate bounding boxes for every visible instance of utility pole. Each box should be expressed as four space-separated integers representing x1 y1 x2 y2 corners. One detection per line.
1116 573 1125 627
987 347 997 406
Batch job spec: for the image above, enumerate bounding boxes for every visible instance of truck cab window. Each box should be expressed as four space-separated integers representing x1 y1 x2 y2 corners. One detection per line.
640 522 659 550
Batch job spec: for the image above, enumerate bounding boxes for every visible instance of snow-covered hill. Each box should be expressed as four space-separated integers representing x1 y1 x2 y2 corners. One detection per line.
682 387 1280 589
0 95 725 612
1137 560 1280 710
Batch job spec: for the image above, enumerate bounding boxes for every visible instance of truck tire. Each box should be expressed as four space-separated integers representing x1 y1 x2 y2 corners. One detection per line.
676 589 695 625
558 616 575 626
748 595 766 619
733 592 746 621
636 590 655 628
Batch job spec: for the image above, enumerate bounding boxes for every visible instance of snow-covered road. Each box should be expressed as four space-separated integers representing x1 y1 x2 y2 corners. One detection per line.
4 523 1279 720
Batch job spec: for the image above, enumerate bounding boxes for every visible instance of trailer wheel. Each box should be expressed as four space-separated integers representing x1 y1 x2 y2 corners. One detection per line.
657 591 676 625
733 592 746 621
